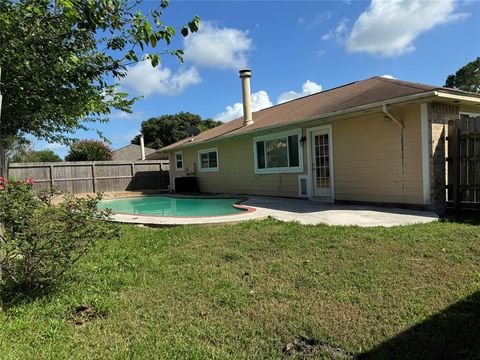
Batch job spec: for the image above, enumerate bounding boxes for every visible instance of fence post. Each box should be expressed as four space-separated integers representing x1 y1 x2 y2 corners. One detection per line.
449 120 460 210
49 164 54 191
92 162 97 193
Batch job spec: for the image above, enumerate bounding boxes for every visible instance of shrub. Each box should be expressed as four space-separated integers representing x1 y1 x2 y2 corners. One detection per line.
0 177 117 292
65 140 113 161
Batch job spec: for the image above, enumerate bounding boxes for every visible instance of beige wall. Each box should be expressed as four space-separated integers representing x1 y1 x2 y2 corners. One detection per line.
170 136 304 197
333 105 423 204
169 104 425 205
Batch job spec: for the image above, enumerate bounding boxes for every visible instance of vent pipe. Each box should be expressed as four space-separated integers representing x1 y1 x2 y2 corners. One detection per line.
140 133 146 160
239 69 253 126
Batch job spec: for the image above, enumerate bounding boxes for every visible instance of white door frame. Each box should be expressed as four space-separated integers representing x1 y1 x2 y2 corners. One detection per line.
306 124 335 200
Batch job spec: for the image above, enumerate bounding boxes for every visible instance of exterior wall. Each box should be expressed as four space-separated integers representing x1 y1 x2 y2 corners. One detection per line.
332 105 424 204
169 104 425 205
170 136 305 197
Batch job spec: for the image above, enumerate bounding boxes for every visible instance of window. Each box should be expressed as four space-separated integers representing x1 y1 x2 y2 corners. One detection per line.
198 148 219 172
175 151 184 171
253 129 303 174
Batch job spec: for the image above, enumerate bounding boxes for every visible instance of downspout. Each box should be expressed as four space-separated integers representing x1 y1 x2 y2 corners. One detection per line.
382 104 403 129
382 104 405 197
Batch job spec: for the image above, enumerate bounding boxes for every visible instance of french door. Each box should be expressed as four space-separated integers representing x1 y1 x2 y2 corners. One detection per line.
310 127 333 198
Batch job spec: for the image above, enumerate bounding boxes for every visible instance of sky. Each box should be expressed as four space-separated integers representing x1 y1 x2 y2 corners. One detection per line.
37 0 480 158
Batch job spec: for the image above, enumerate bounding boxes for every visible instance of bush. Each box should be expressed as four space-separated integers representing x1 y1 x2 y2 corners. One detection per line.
0 177 117 292
65 140 113 161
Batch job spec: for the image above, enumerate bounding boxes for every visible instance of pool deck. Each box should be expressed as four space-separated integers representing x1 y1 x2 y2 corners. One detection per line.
106 194 438 227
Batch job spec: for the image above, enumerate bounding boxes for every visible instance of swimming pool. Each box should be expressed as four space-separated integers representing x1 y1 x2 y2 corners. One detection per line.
98 196 247 217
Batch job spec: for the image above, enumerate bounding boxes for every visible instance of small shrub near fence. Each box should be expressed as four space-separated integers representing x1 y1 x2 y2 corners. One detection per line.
8 160 170 194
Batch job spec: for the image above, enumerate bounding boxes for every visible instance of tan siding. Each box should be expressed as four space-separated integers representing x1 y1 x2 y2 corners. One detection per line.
333 105 423 204
170 136 305 197
169 104 424 204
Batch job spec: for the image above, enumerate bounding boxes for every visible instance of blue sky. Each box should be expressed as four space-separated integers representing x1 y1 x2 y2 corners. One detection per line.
37 0 480 157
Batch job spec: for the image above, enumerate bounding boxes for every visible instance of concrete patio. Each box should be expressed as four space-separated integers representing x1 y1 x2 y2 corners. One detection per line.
108 195 438 227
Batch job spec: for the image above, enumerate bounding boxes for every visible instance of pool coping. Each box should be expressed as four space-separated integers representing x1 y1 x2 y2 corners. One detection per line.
99 193 438 227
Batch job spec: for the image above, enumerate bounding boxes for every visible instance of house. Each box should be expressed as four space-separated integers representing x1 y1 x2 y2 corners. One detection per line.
112 143 159 161
161 70 480 213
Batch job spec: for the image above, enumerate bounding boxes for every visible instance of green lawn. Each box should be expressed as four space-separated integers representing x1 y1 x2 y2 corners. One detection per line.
1 217 479 359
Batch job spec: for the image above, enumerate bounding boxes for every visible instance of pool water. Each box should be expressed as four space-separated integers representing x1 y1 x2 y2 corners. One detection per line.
98 196 246 217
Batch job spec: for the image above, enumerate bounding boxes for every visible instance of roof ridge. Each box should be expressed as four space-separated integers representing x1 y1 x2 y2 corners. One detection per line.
373 76 438 91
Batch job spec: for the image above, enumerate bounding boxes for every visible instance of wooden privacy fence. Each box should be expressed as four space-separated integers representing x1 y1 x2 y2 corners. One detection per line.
9 160 170 194
448 114 480 209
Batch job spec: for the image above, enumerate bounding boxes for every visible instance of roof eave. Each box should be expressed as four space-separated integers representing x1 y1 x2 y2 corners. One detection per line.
162 89 480 152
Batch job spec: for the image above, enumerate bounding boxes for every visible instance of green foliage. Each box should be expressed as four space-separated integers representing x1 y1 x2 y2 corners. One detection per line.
65 140 113 161
0 0 200 148
445 57 480 93
131 112 222 149
0 179 117 291
11 147 62 163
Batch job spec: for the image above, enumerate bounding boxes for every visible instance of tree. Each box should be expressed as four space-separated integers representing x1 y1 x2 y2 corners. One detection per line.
65 140 113 161
445 57 480 93
11 149 62 163
132 112 222 149
0 0 200 177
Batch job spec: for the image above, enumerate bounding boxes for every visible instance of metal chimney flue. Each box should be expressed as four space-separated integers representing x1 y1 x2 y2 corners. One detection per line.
140 133 146 160
239 69 253 126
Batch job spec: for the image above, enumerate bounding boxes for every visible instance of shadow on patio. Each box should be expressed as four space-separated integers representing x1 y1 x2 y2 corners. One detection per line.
358 290 480 359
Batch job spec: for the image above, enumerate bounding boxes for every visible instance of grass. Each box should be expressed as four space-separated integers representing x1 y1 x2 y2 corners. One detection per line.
1 217 479 359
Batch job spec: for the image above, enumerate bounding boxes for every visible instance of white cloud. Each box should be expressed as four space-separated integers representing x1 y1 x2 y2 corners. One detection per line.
277 80 322 104
381 74 396 79
214 80 323 122
311 11 333 26
120 61 201 97
346 0 468 57
317 49 327 58
321 18 349 42
183 21 252 70
111 131 139 144
214 90 273 122
110 111 144 121
44 142 67 151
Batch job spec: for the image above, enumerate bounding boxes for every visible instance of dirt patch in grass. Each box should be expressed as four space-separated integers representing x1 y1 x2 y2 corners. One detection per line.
283 337 352 358
69 304 103 325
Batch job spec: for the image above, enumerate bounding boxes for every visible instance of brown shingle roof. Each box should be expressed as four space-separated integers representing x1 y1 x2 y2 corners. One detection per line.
112 144 156 161
161 76 476 152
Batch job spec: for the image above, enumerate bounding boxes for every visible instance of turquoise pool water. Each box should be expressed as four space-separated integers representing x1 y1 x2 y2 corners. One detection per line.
98 196 245 217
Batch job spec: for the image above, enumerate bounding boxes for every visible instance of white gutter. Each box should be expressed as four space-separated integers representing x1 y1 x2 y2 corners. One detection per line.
435 91 480 102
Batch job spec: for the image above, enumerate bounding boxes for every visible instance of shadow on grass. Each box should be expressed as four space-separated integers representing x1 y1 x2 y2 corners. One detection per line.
358 290 480 359
0 281 55 310
441 210 480 226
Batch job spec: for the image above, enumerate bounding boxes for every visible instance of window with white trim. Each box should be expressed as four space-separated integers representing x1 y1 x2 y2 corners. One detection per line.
198 148 219 171
253 129 303 174
175 151 184 171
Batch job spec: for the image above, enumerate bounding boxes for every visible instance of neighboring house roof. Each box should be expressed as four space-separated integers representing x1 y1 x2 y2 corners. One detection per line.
112 144 156 161
161 76 480 152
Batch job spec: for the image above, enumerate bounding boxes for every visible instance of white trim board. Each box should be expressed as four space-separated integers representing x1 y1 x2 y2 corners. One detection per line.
420 103 431 205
